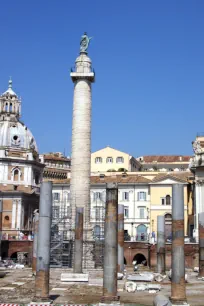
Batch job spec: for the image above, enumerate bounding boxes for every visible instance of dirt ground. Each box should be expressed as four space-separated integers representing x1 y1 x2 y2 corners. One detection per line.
0 267 204 305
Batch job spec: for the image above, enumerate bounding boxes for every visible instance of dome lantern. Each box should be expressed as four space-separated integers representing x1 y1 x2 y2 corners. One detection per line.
0 79 21 121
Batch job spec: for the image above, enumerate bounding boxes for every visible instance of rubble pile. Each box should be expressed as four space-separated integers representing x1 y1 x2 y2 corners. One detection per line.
125 281 161 293
0 260 24 270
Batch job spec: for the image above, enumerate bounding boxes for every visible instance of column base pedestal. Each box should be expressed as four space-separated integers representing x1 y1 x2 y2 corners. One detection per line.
32 297 53 304
170 298 190 306
101 296 120 303
171 303 190 306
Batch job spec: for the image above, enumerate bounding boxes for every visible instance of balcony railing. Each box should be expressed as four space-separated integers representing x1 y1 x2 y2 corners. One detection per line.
1 230 33 241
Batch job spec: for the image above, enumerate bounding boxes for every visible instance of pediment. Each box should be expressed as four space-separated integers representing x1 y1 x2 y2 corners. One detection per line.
151 175 187 184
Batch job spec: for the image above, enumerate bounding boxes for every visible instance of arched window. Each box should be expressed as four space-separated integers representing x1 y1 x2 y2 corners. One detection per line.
9 103 12 112
93 225 101 239
116 156 124 163
165 213 172 219
13 169 19 181
136 224 147 241
5 103 8 112
166 195 171 205
95 157 102 163
4 216 10 227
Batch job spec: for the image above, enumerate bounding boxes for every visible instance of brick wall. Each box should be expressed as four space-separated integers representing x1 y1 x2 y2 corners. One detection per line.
124 242 199 269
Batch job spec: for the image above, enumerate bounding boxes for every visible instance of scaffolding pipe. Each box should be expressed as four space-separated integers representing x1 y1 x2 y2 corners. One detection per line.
199 212 204 277
102 183 119 302
118 204 124 273
171 184 187 304
32 210 39 274
34 181 52 302
157 215 165 274
73 207 84 273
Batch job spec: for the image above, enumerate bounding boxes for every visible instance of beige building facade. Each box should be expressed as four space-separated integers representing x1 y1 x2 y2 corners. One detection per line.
51 171 192 242
91 146 140 173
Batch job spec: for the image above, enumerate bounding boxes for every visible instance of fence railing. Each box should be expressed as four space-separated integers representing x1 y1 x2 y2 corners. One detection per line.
1 230 33 241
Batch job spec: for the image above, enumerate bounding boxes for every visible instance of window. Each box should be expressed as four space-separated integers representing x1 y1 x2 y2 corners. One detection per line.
52 206 59 218
67 206 71 217
64 192 70 203
13 169 20 181
166 195 171 205
93 225 101 239
35 174 39 185
138 192 146 201
139 207 145 219
161 195 171 205
93 192 101 201
122 192 129 201
106 157 113 163
95 157 102 163
9 103 12 112
94 207 101 220
116 156 124 163
53 193 60 201
124 206 129 218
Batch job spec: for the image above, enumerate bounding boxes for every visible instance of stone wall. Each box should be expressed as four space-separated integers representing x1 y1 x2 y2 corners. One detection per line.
123 242 199 269
149 243 199 269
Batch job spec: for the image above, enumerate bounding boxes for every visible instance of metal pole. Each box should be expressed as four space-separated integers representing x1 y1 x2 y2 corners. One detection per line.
34 181 52 302
157 215 165 274
32 210 39 274
199 212 204 277
0 200 2 261
118 204 124 273
171 184 187 304
73 207 84 273
102 183 119 302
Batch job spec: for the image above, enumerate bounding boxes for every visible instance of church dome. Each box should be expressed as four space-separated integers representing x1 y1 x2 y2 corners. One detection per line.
0 120 38 152
0 80 38 153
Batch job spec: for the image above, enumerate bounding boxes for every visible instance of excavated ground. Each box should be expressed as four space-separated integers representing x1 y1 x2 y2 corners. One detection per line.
0 268 204 305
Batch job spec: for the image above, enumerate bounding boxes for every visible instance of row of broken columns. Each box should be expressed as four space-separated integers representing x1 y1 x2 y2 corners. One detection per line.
31 181 124 302
73 183 124 302
32 181 204 304
157 184 204 305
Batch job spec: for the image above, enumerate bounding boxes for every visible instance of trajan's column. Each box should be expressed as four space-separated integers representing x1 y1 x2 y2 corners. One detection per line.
70 33 95 232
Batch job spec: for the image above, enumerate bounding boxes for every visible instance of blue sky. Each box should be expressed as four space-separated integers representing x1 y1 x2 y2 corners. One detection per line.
0 1 203 157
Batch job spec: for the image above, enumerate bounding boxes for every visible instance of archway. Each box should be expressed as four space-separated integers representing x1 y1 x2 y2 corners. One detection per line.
133 253 147 266
10 252 17 261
